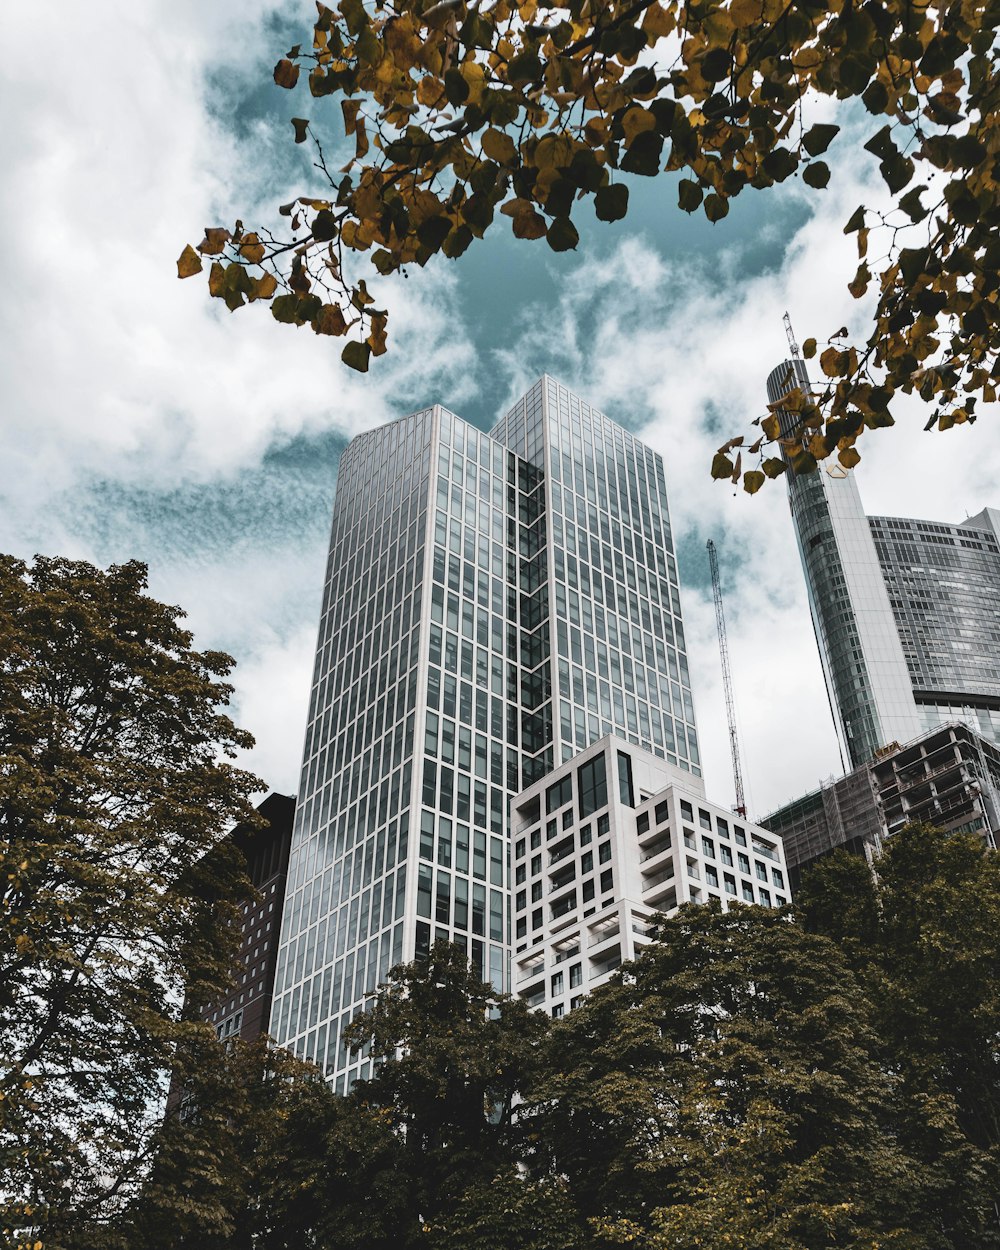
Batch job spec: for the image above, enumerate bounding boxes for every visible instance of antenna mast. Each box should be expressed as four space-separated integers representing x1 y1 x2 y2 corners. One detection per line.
707 539 747 819
783 311 800 358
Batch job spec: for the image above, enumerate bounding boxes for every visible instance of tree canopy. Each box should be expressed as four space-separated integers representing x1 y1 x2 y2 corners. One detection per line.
180 0 998 489
116 824 1000 1248
0 556 261 1249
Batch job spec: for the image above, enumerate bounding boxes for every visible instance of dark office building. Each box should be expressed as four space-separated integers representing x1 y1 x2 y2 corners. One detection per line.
204 791 295 1043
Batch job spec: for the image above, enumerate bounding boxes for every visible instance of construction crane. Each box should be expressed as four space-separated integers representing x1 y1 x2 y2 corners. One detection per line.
783 310 800 358
706 539 747 818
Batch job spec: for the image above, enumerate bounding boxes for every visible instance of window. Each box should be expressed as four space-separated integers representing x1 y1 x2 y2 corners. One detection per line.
569 963 582 988
579 823 592 845
724 873 736 895
531 854 541 876
597 813 610 836
655 800 669 824
546 775 572 813
720 845 733 867
699 809 712 830
551 971 564 995
531 882 542 903
771 868 785 889
581 851 593 873
579 753 609 816
515 838 525 860
734 826 747 846
716 817 729 838
599 841 612 864
702 837 715 859
515 863 526 885
582 878 595 901
742 882 754 902
600 868 613 894
616 751 634 806
552 1004 564 1018
705 865 719 887
680 800 693 821
530 829 542 850
515 890 526 911
636 812 650 834
738 853 750 875
755 862 767 881
759 888 772 907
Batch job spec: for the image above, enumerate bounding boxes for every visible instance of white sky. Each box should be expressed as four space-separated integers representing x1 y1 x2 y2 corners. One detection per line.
2 1 994 819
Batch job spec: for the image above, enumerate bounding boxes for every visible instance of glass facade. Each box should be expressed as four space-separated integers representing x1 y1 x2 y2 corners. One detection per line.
870 509 1000 744
768 359 1000 766
271 378 699 1088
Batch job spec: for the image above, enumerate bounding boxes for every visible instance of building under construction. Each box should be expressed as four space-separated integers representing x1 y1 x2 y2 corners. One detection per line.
760 721 1000 888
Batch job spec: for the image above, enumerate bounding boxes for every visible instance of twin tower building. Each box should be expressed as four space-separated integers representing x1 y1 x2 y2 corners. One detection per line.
248 368 998 1090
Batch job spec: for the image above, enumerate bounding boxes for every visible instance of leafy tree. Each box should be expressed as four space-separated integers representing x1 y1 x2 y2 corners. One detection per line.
121 1035 406 1250
797 824 1000 1244
179 0 999 487
341 940 553 1246
530 902 971 1248
0 556 260 1249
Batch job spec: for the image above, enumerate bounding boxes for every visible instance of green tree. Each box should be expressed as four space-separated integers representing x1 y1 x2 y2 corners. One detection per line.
797 824 1000 1243
0 556 260 1249
531 902 961 1248
180 0 998 488
342 940 556 1246
121 1035 406 1250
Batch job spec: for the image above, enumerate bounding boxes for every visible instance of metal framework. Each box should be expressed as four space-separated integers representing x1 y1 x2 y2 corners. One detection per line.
783 310 800 358
707 539 747 818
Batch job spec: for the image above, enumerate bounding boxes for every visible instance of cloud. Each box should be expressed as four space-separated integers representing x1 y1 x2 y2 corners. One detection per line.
0 1 477 522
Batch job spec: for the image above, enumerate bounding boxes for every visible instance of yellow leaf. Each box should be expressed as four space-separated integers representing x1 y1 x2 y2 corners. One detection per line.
274 58 300 89
761 413 780 440
743 469 766 495
641 2 676 40
838 446 861 469
416 76 444 107
368 311 389 355
711 451 734 479
208 262 225 297
482 128 517 165
239 232 266 264
176 245 203 279
197 227 230 255
314 303 349 335
621 106 656 147
252 273 278 300
342 99 361 136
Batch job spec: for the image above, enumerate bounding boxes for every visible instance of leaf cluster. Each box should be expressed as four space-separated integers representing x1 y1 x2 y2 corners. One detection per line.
181 0 997 479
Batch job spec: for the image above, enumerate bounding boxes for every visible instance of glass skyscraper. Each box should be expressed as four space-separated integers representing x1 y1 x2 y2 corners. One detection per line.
768 358 1000 768
269 377 701 1089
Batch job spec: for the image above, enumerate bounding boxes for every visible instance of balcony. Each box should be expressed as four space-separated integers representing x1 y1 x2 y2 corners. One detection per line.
588 924 620 950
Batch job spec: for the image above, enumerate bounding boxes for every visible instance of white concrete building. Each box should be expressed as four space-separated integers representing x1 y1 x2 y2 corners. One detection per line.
511 735 789 1018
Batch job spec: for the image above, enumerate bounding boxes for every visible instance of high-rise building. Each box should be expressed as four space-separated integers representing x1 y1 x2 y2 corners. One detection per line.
767 358 1000 769
269 377 705 1090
